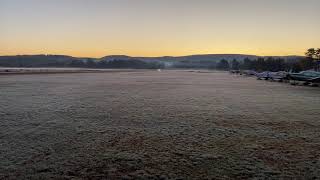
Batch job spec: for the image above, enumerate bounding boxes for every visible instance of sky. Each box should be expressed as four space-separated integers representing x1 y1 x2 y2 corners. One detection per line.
0 0 319 57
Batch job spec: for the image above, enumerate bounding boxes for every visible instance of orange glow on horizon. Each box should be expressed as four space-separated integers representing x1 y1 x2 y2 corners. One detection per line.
1 0 319 58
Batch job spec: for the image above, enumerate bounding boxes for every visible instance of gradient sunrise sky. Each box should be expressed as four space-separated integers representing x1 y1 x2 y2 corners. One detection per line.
1 0 319 57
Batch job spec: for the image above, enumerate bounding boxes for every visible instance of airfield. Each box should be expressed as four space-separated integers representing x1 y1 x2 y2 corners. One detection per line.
1 70 319 179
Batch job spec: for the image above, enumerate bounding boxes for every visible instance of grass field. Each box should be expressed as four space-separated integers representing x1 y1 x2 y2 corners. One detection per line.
0 70 319 179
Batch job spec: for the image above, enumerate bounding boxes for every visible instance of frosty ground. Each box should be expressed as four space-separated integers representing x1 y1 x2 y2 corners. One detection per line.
0 70 319 179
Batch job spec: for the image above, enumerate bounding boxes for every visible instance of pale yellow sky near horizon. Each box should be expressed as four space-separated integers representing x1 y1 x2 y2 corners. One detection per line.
0 0 319 57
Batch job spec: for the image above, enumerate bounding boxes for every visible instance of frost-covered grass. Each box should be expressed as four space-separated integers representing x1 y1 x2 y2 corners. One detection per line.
0 70 319 179
0 67 146 74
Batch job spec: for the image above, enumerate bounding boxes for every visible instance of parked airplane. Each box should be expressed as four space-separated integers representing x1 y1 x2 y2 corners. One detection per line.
287 71 320 84
269 71 288 81
256 71 271 80
255 71 289 81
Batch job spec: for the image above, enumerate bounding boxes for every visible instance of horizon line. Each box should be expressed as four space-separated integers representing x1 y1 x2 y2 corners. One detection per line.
0 53 305 59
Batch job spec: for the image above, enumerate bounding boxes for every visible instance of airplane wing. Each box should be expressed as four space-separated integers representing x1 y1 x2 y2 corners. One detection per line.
309 77 320 83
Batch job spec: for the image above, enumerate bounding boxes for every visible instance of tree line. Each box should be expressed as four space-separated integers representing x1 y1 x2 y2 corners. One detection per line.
0 55 164 69
0 49 319 71
216 48 320 72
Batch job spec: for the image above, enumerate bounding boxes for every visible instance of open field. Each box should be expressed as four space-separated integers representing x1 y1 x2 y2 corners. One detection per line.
0 68 148 75
0 70 320 179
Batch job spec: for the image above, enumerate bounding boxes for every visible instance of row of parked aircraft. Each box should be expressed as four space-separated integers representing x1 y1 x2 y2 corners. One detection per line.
230 70 320 86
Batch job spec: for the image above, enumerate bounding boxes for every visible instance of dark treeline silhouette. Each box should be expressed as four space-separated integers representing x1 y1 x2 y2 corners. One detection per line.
239 57 290 72
0 49 318 71
0 55 77 67
217 57 314 72
0 55 310 71
171 60 216 69
216 59 230 70
96 59 164 69
0 55 163 69
64 58 164 69
217 48 320 72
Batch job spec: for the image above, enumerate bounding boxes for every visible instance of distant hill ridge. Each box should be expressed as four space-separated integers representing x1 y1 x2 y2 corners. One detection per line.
1 54 303 62
0 54 304 68
101 54 303 62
